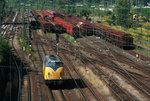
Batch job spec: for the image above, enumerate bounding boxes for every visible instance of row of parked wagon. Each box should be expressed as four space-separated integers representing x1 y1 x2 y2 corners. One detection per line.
30 9 134 48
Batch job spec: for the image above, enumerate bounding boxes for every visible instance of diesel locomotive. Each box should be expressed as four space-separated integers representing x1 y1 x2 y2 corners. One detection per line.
43 55 65 85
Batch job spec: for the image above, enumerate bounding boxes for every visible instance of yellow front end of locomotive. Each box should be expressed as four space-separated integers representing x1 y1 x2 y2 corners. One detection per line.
44 67 64 80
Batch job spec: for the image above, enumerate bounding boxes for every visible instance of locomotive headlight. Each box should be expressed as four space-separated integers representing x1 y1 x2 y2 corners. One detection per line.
60 72 62 79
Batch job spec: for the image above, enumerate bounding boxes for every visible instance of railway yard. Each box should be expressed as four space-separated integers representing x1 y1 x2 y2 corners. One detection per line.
0 9 150 101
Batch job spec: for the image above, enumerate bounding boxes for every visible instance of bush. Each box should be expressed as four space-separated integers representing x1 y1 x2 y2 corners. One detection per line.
0 37 11 65
143 23 150 30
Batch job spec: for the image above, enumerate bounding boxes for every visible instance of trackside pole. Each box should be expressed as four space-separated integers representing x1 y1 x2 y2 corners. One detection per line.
56 43 58 55
56 33 59 55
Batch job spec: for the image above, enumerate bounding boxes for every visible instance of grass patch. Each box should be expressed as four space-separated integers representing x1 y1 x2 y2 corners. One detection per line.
46 32 56 39
135 39 150 48
18 35 36 61
0 37 11 65
135 47 150 57
63 33 78 43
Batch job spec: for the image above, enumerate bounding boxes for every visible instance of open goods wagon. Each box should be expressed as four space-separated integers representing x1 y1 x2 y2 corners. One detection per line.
31 10 51 33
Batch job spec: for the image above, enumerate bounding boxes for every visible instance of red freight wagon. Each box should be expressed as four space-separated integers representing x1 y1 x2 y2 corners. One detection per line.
43 9 134 48
65 16 93 35
38 16 51 33
93 23 133 48
42 10 63 33
51 9 66 18
54 17 79 36
42 10 55 20
31 10 51 33
31 10 41 18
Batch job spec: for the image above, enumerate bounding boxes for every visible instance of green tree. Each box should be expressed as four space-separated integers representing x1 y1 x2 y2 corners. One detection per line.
0 0 5 32
114 0 131 28
0 0 5 17
0 37 11 65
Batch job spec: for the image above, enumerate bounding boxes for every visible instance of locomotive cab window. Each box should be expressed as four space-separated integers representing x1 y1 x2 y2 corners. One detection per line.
46 62 63 68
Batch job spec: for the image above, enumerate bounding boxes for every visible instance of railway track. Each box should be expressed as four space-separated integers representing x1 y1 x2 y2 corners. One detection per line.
37 33 82 101
38 36 67 101
30 30 51 101
32 30 66 101
86 37 150 79
63 51 136 101
33 31 65 101
40 32 150 100
126 50 150 64
0 12 15 36
40 32 103 101
87 36 150 73
59 35 138 101
77 36 150 99
4 11 31 101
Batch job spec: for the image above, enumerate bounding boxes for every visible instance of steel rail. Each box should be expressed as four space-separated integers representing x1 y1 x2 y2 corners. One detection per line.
7 11 22 101
5 11 31 101
86 36 150 96
43 33 101 101
38 34 67 101
42 33 89 101
60 36 136 101
33 30 54 101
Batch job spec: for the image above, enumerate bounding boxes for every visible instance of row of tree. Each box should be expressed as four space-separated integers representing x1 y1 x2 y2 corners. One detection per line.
51 0 139 28
0 0 13 26
0 0 5 25
6 0 148 28
114 0 131 27
52 0 150 6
